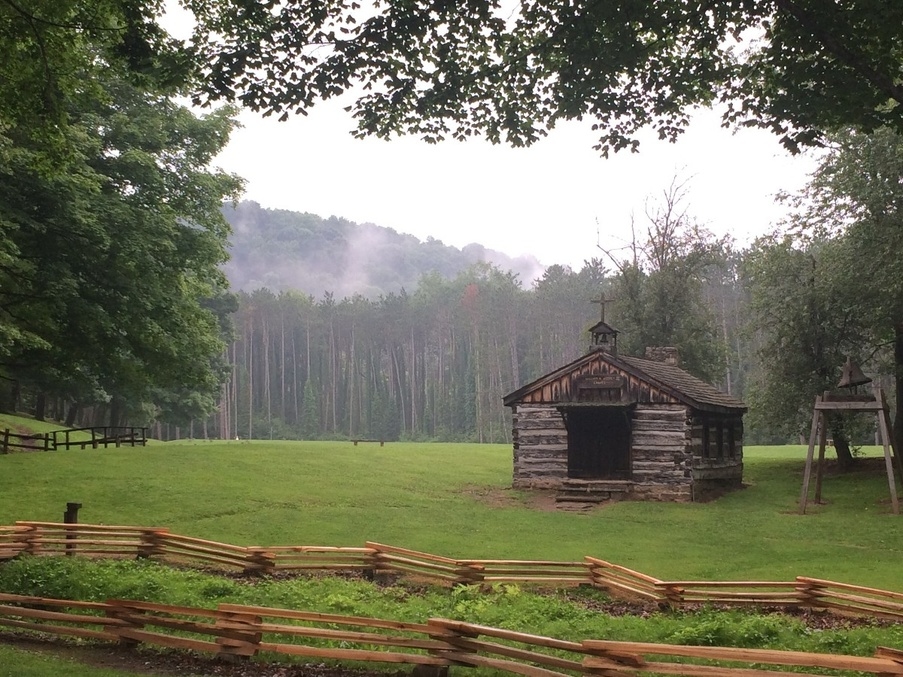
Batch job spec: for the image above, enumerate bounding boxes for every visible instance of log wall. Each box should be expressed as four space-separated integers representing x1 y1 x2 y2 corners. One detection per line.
511 405 568 488
512 405 744 501
689 414 744 500
630 405 693 501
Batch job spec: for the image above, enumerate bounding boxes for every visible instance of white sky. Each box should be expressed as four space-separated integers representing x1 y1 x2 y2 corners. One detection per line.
166 4 818 274
213 103 817 272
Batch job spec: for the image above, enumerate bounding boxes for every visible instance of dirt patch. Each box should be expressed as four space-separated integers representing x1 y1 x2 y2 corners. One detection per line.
457 485 564 512
818 456 897 476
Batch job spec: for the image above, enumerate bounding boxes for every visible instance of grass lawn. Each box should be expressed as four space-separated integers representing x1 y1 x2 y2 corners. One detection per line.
1 427 901 590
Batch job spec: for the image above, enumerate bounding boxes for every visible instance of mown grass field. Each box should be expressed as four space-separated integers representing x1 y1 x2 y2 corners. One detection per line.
1 414 901 590
2 414 903 676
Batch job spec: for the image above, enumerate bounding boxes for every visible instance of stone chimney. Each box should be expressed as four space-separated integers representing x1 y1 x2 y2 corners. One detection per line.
644 346 680 367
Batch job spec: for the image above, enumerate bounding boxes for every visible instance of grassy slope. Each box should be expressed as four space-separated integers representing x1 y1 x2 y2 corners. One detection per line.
1 440 901 590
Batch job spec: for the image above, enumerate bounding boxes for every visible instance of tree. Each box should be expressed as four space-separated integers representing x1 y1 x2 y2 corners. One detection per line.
188 0 903 154
775 127 903 453
599 179 726 381
0 1 191 160
743 235 873 464
0 66 242 423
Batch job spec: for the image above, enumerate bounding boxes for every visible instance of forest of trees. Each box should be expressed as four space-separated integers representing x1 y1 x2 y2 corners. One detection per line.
152 169 896 451
3 2 902 459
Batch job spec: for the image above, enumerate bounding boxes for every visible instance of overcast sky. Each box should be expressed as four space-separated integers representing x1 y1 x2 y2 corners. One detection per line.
213 102 817 274
168 6 819 276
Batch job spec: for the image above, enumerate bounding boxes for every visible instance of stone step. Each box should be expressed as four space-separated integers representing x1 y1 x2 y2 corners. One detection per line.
560 479 632 492
556 501 599 512
556 478 632 507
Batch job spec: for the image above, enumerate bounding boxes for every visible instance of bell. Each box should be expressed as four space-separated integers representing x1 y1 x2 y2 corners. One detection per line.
837 357 871 389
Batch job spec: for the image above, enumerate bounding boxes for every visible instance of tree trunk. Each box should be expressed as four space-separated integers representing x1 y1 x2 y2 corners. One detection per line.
830 423 854 471
65 402 80 427
10 380 20 413
34 392 46 421
894 320 903 460
108 397 122 428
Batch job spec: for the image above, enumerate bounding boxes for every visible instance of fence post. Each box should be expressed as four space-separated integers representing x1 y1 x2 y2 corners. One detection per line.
106 600 143 648
362 545 381 581
21 524 41 555
243 547 276 575
423 619 462 677
795 577 820 610
215 606 262 659
43 433 51 452
455 561 485 586
659 583 684 608
1 429 9 454
64 502 82 556
137 528 166 560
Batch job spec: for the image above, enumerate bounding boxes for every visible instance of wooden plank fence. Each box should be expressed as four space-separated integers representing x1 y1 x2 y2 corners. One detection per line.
0 427 147 453
0 592 902 676
51 426 147 450
0 429 52 453
3 522 903 623
586 556 662 601
654 581 802 607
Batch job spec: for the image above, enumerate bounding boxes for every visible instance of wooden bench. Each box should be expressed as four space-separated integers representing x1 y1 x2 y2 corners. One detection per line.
351 439 385 447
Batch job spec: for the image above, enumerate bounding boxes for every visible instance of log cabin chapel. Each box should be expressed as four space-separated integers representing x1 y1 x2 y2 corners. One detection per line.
503 315 747 506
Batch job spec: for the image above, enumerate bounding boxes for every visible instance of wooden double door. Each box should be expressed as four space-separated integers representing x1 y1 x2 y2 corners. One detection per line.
562 406 632 480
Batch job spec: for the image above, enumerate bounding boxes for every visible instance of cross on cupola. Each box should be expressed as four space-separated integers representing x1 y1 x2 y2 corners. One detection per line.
588 292 618 355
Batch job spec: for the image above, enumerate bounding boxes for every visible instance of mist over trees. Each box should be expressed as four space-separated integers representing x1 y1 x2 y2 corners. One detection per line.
222 201 545 297
158 189 756 445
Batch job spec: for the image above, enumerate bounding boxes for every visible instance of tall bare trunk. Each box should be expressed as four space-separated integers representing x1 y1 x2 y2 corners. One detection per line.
894 321 903 459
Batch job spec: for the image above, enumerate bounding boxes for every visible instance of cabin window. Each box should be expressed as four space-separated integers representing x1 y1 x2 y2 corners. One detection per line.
701 417 737 458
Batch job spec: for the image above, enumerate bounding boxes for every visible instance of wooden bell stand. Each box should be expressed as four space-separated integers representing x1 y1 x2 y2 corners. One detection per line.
799 388 903 514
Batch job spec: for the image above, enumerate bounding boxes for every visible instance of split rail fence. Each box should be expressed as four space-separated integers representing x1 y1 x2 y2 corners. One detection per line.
0 427 147 453
0 591 902 676
2 522 903 623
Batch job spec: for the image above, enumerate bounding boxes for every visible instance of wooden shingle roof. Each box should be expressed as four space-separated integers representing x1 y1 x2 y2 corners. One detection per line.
503 350 746 414
617 355 746 411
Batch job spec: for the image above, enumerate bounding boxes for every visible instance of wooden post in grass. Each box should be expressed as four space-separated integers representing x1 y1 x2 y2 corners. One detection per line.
0 429 9 454
63 502 82 556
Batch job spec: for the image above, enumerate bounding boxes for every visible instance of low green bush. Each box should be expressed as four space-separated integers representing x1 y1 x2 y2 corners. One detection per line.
2 557 902 658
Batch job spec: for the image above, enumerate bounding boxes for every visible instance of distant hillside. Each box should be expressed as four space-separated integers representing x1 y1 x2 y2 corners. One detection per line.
223 201 544 297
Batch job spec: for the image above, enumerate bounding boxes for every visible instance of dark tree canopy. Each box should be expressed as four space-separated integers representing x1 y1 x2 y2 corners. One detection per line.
0 1 243 424
5 2 902 155
185 0 903 154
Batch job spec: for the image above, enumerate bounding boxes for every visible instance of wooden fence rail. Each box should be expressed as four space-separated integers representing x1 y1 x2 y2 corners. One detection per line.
0 427 147 453
51 426 147 450
3 522 903 623
0 592 902 677
0 429 52 453
654 581 802 607
585 556 663 601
